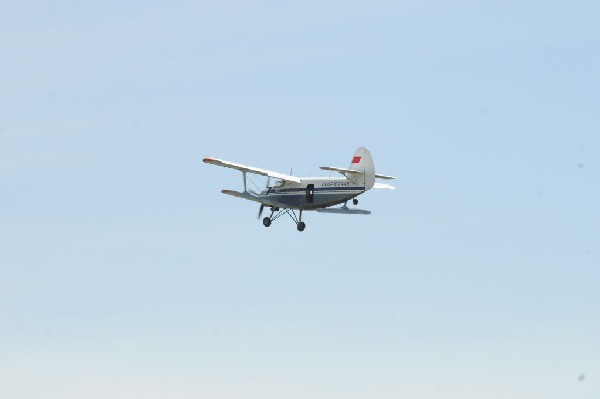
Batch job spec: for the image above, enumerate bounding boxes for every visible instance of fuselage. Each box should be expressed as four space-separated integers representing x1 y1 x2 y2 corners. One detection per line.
257 177 366 210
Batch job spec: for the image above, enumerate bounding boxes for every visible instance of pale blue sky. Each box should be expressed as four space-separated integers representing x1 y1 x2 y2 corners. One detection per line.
1 1 599 398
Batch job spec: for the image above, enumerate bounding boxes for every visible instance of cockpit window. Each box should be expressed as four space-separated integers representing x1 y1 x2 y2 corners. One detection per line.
274 179 285 188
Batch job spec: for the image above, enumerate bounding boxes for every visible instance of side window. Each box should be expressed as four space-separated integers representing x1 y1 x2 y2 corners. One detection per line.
306 184 315 203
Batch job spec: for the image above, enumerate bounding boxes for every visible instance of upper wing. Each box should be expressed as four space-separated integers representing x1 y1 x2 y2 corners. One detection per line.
203 157 302 183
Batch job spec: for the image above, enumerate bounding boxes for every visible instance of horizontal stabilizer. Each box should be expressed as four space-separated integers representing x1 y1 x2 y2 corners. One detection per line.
316 207 371 215
204 157 302 183
319 166 364 176
373 182 395 189
375 173 395 180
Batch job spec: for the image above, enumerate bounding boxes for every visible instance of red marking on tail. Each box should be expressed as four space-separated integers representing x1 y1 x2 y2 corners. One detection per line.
352 156 362 164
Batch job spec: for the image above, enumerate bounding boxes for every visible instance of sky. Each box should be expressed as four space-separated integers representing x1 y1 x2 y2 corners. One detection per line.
1 0 599 398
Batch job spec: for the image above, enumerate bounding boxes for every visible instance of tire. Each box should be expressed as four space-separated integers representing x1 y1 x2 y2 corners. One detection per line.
353 198 358 205
297 222 306 232
263 217 272 227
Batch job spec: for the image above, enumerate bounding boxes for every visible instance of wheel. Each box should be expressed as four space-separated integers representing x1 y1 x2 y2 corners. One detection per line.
297 222 306 232
353 198 358 205
262 217 272 227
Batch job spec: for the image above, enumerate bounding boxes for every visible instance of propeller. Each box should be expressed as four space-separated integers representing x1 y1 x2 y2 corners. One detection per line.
258 204 265 219
257 177 271 219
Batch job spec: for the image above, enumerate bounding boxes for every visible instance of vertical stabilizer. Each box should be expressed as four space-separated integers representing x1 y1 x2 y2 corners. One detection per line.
348 147 375 190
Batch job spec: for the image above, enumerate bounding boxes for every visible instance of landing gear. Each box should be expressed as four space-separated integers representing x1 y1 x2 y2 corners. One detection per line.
260 208 306 231
296 210 305 232
353 198 358 205
296 210 306 232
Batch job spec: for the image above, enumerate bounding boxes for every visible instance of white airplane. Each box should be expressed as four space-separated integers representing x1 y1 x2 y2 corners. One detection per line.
203 147 395 231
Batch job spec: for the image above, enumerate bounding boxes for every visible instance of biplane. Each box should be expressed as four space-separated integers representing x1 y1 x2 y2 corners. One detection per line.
203 147 394 231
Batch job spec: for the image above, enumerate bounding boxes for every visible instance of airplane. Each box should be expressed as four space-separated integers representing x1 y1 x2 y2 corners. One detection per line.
203 146 395 231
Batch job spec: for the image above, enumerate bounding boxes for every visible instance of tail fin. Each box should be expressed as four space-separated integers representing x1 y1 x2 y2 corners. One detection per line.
348 147 375 189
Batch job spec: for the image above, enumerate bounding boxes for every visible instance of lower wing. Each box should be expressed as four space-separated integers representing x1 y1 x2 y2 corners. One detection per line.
221 190 287 208
316 208 371 215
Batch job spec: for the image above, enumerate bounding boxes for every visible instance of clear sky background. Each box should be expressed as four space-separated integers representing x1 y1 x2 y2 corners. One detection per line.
1 1 599 398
